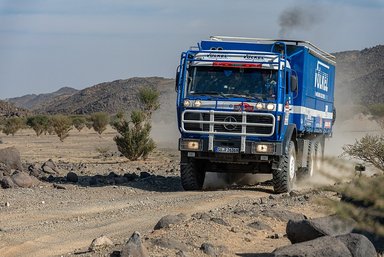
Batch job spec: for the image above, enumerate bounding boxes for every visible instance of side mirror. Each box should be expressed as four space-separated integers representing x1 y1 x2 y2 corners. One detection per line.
175 66 180 92
291 75 298 92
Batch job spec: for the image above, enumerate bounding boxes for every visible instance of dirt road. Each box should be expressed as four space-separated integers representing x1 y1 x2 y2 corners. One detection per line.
0 128 331 257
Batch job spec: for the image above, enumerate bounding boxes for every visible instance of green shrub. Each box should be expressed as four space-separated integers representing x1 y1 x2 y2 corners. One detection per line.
342 134 384 171
91 112 109 135
113 110 155 161
26 115 51 136
71 116 86 132
51 115 72 142
138 87 160 118
2 117 24 136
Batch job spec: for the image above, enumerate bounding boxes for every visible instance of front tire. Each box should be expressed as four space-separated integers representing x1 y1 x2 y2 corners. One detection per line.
273 141 297 193
180 159 205 191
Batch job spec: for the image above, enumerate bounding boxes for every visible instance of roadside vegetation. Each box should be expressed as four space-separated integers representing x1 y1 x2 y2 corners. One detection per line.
325 104 384 239
0 86 160 161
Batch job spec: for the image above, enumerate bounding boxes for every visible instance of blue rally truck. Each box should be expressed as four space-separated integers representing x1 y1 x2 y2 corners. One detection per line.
175 36 336 193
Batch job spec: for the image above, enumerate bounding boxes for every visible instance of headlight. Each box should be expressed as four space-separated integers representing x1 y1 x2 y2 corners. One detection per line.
183 99 191 107
180 139 201 151
254 143 274 154
256 102 263 110
266 103 275 111
194 100 202 107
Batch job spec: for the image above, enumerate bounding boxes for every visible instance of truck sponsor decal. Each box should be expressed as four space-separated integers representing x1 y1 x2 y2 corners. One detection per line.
314 61 329 99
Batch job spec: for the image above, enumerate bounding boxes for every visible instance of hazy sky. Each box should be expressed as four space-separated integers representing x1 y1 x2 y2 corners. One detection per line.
0 0 383 99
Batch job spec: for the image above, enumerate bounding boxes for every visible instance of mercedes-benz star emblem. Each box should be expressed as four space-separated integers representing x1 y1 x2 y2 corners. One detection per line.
223 116 238 131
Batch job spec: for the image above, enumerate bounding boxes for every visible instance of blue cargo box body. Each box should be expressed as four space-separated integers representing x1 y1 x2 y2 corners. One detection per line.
290 48 335 135
199 39 335 136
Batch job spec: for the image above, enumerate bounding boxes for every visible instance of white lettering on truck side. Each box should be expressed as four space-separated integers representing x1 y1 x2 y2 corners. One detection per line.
314 61 329 92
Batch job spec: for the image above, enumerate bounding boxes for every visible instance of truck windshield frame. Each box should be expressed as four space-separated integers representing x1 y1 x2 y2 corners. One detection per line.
187 65 278 100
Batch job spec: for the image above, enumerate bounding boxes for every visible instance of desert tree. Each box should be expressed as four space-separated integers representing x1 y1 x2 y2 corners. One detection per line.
2 116 24 136
71 116 86 132
26 115 51 136
91 112 109 135
51 115 73 142
342 134 384 171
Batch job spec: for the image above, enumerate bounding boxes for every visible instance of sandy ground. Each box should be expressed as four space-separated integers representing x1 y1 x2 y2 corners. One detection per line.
0 118 379 257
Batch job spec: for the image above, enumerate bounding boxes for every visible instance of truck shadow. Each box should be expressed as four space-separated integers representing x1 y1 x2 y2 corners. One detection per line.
42 172 275 193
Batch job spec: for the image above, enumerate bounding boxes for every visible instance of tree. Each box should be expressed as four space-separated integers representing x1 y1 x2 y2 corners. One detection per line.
2 117 24 136
71 116 86 132
51 115 72 142
114 110 155 161
91 112 109 135
342 134 384 171
26 115 51 136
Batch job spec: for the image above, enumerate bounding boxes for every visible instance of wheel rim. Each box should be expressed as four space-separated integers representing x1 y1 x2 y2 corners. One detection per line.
289 152 296 180
309 151 315 177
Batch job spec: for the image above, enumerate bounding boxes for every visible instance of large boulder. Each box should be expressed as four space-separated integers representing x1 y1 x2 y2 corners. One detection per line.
11 171 37 188
336 233 377 257
120 231 149 257
286 215 355 244
273 236 352 257
0 147 23 171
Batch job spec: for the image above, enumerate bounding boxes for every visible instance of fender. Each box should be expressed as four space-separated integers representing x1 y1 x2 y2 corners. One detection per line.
282 124 297 155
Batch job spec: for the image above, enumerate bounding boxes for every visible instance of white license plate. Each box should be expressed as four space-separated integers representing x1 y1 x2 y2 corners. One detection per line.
214 146 240 153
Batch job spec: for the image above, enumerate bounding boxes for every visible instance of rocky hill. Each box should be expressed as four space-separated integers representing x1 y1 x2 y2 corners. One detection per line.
7 87 78 111
32 77 175 116
333 45 384 119
0 100 30 117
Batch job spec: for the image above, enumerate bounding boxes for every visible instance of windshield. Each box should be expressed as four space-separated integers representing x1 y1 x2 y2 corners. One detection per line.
188 66 278 100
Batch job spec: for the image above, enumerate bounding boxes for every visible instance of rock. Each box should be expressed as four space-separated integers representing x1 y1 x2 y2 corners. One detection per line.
336 233 377 257
42 159 59 174
120 231 149 257
28 164 41 177
261 209 306 222
0 147 23 171
1 176 15 188
154 213 187 230
192 212 211 221
210 217 230 226
150 238 188 251
12 171 36 188
88 235 114 251
286 215 355 244
0 163 11 175
248 220 272 231
273 236 352 257
352 229 384 254
200 243 217 256
66 172 78 183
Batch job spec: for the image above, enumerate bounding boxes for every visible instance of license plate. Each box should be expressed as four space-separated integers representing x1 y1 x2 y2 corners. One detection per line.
214 146 240 153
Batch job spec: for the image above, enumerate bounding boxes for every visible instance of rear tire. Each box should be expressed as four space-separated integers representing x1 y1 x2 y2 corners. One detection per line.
273 141 297 193
180 159 205 191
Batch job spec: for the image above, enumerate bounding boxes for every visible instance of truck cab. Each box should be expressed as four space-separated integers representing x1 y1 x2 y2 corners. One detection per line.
175 36 336 193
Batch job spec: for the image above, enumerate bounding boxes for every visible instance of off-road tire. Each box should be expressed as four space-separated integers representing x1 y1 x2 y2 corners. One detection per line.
180 160 205 191
298 141 315 180
272 141 297 193
314 140 324 172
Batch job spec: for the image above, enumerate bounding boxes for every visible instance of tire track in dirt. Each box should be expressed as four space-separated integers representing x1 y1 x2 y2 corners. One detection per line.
0 188 270 257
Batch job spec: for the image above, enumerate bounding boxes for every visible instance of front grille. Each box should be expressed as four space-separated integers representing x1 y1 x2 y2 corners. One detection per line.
182 110 275 136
